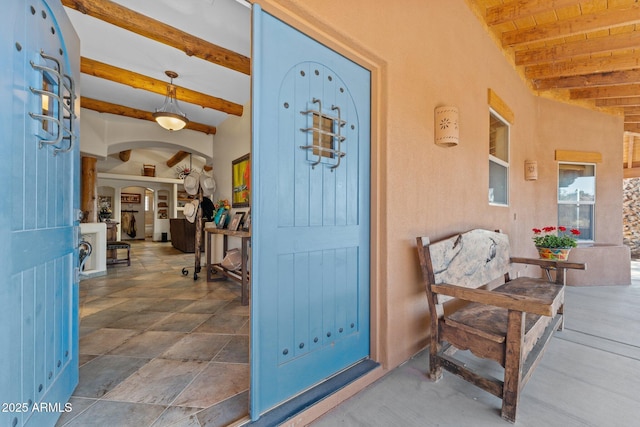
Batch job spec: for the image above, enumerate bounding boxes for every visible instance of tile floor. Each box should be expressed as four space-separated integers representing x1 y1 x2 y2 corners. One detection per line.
56 240 250 427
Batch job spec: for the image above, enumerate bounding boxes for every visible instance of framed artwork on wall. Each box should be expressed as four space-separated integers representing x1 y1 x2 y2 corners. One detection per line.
232 153 250 208
121 192 141 204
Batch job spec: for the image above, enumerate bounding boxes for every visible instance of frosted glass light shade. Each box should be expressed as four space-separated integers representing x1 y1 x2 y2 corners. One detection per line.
153 112 188 131
154 71 189 132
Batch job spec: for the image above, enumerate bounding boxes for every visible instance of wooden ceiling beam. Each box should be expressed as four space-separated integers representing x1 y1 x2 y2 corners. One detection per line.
596 97 640 107
515 31 640 66
525 52 640 80
570 84 640 100
81 57 243 116
486 0 581 26
625 123 640 133
534 69 640 90
81 97 217 135
62 0 250 75
624 160 640 169
625 134 634 169
166 151 190 168
623 166 640 179
467 0 640 126
502 4 640 47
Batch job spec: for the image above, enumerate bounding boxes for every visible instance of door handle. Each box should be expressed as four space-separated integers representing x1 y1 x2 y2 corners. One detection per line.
78 240 92 272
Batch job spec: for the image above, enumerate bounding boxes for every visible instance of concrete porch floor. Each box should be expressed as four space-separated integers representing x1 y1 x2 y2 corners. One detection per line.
311 262 640 427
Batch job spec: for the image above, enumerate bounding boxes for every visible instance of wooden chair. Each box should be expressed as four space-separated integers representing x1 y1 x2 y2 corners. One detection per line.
416 229 585 422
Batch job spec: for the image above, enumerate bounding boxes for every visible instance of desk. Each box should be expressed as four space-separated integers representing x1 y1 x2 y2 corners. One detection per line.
205 226 251 305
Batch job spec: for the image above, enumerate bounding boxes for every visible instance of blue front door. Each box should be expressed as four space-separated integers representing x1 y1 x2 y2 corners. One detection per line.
251 6 371 417
0 1 80 426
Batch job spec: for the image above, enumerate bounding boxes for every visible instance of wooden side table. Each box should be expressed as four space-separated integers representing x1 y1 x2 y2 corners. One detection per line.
204 226 251 305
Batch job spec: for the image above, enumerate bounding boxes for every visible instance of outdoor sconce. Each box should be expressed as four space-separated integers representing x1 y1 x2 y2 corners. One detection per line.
434 106 459 147
525 159 538 180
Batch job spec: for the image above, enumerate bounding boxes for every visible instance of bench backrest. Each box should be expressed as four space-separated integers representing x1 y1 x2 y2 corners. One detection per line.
420 229 511 304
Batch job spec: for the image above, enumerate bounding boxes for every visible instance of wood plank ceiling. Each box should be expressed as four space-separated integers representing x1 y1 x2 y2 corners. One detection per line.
466 0 640 176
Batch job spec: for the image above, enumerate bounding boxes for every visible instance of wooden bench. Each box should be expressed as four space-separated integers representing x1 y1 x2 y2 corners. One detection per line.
106 241 131 266
416 229 585 422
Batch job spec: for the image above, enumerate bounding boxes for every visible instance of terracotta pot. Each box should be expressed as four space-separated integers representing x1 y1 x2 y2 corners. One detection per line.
536 247 571 261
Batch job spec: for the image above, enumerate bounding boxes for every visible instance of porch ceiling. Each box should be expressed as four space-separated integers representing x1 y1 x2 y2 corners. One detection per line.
466 0 640 133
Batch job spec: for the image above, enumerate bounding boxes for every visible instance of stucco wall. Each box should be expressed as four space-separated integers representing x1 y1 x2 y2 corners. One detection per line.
258 0 624 369
535 99 623 246
210 102 251 206
209 102 251 258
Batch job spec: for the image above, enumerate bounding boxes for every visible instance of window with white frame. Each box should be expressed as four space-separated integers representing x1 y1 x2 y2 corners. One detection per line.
489 110 509 206
558 162 595 241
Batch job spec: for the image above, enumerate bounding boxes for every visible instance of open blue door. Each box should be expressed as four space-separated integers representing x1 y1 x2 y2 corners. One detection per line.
251 6 371 418
0 1 80 426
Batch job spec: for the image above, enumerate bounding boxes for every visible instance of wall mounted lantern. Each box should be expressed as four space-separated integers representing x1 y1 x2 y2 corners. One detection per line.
525 159 538 180
434 106 459 147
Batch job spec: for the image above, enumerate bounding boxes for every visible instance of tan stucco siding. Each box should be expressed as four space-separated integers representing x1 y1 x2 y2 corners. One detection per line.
258 0 624 370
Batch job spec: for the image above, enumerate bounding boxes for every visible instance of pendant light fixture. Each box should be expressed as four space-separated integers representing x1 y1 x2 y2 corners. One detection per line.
153 70 189 131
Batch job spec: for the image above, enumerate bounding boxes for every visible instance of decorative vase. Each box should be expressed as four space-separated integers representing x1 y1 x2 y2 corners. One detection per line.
536 247 571 261
213 208 227 225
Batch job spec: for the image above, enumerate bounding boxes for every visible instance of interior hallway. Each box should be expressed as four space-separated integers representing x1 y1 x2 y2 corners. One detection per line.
56 240 249 427
312 263 640 427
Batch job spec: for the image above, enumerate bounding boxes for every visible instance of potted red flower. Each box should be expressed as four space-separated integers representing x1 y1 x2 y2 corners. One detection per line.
532 226 581 260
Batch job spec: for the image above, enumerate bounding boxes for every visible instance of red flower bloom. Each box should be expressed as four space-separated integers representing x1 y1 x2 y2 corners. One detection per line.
532 225 580 248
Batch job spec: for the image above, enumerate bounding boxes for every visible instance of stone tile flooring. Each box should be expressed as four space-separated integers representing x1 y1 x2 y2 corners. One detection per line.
56 240 249 427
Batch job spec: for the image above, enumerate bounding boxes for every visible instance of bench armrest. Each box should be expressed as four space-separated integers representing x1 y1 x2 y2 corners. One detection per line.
431 283 563 317
510 256 586 271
